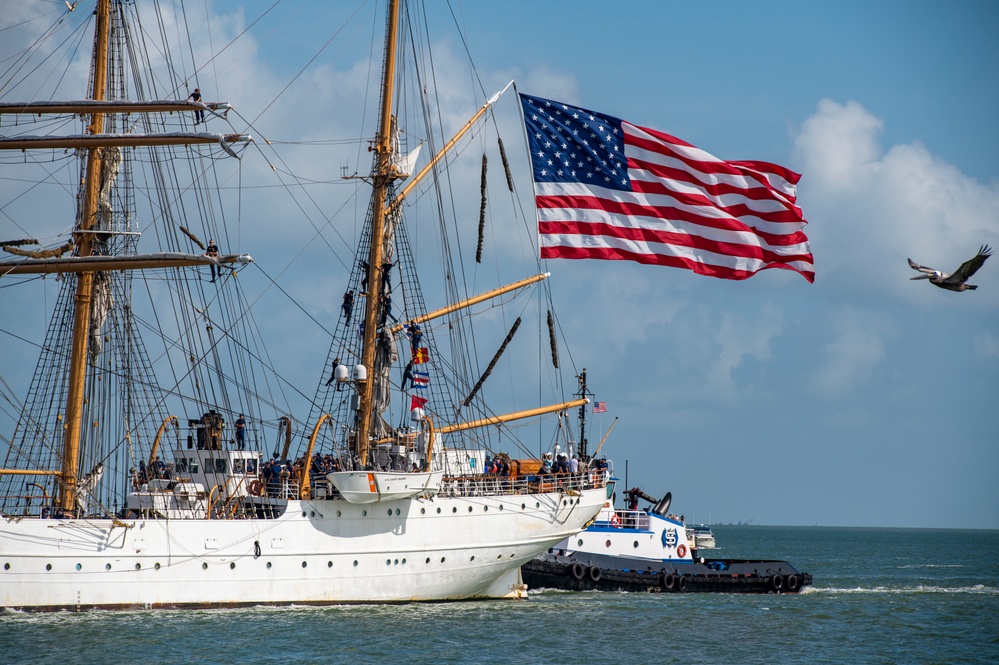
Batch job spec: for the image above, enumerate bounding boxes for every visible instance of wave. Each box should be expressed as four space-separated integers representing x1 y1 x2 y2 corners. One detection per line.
804 584 997 595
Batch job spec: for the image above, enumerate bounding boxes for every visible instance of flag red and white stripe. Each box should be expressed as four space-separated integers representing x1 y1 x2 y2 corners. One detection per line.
521 93 813 282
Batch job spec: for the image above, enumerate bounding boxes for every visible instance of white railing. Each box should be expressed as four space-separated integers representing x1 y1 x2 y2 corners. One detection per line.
437 470 606 498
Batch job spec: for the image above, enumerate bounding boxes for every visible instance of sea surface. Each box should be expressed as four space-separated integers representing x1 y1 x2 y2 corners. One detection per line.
3 526 997 664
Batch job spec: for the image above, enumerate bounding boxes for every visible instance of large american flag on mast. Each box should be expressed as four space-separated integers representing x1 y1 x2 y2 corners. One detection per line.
520 93 814 282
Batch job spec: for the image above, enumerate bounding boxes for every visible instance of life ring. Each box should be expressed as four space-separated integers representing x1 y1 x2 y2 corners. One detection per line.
570 562 585 580
609 513 620 528
677 575 689 592
662 573 677 591
677 544 687 558
771 574 784 592
247 479 262 496
785 574 800 592
588 566 602 582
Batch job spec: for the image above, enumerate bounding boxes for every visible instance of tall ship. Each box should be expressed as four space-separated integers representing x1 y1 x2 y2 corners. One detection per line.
0 0 610 610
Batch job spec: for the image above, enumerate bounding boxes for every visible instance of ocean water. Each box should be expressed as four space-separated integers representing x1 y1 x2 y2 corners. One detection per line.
3 526 997 664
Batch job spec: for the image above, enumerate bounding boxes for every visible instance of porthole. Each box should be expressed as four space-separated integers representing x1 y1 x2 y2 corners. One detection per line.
386 559 391 566
499 505 504 511
302 512 307 517
106 563 112 571
202 563 208 570
387 509 393 516
328 561 333 568
441 557 446 563
452 507 458 513
484 506 488 512
577 539 583 547
470 555 475 561
337 511 342 517
426 557 431 564
266 562 272 569
497 555 502 560
468 506 473 513
394 559 399 565
154 563 161 570
421 508 426 514
310 511 316 517
521 503 526 510
402 558 406 564
436 507 442 514
605 540 612 548
46 564 52 571
302 561 307 568
76 563 82 571
135 563 142 570
353 560 358 567
362 510 367 517
230 562 236 569
536 502 540 508
509 553 515 559
3 563 9 571
395 508 400 516
633 541 639 548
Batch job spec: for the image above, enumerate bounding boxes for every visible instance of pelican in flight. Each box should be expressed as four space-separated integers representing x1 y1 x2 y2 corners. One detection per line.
907 245 992 291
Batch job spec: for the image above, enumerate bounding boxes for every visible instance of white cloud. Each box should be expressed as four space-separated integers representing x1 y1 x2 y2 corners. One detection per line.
812 308 891 394
793 99 999 304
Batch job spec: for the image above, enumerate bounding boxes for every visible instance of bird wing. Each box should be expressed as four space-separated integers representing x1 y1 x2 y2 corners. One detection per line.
907 257 938 275
949 244 992 282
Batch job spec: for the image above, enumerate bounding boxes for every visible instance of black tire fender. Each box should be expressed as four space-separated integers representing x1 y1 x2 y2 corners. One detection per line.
570 562 585 580
588 566 602 582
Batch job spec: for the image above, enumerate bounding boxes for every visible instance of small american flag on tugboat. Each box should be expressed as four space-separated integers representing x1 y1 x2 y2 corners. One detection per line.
592 402 607 413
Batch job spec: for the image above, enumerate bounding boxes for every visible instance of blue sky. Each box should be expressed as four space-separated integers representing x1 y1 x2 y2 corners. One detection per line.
2 1 997 528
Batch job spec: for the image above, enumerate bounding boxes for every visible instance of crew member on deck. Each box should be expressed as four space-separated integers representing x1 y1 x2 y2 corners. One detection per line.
235 413 246 450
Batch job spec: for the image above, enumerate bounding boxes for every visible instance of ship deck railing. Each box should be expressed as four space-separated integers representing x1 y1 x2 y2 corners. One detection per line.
437 470 605 498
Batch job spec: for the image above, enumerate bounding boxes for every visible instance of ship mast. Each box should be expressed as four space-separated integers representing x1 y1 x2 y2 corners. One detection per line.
58 0 111 512
355 0 402 465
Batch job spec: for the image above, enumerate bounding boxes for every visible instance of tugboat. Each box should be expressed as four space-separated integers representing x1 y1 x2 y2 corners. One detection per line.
522 488 812 594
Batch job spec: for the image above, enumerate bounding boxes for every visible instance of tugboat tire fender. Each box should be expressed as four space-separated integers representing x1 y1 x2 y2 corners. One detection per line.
771 574 784 592
570 562 585 580
662 572 677 591
677 575 689 592
588 566 602 582
785 574 800 592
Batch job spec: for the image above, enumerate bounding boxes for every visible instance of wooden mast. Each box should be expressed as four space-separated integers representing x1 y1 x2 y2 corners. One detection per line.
355 0 401 466
58 0 111 512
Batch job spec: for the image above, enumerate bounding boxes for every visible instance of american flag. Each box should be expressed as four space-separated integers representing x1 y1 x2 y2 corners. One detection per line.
592 402 607 413
520 93 813 282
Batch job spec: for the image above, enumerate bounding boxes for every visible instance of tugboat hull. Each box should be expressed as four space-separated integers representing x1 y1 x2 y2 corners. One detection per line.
523 554 812 594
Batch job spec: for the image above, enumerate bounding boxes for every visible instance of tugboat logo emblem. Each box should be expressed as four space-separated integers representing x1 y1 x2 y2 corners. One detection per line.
662 528 678 549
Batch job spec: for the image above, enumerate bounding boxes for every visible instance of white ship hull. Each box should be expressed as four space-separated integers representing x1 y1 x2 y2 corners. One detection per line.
0 486 608 610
